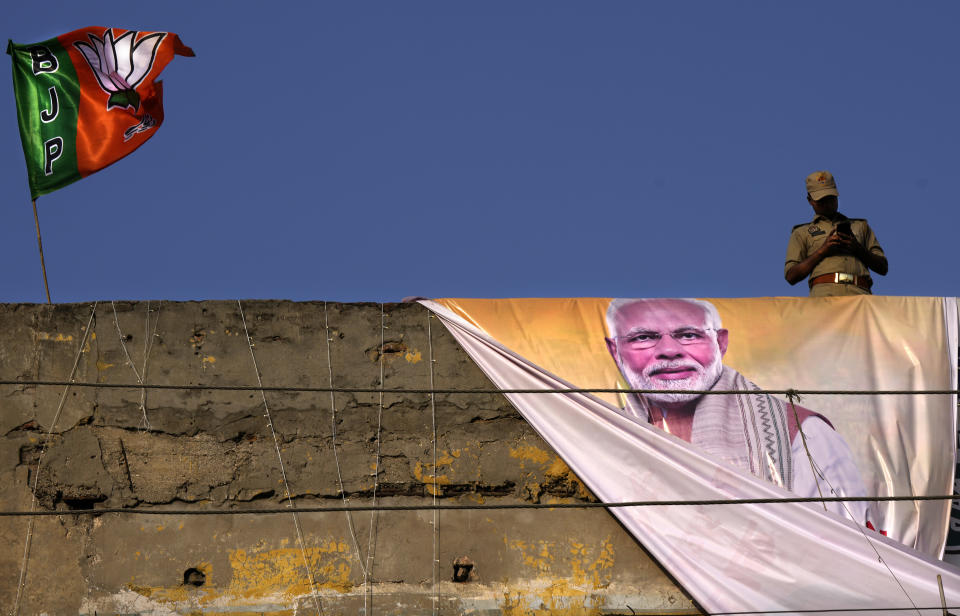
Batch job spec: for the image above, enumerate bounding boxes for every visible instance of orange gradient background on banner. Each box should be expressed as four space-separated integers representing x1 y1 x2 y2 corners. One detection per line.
432 295 957 552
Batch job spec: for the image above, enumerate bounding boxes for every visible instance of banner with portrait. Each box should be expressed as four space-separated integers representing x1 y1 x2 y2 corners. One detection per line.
423 296 959 615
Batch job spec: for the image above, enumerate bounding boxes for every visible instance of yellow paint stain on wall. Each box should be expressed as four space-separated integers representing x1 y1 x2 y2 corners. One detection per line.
499 536 616 615
36 332 74 342
509 582 605 615
569 539 615 588
96 360 115 371
509 444 552 467
138 524 170 536
204 611 293 616
228 542 353 596
545 457 593 501
414 450 455 495
508 445 591 501
127 542 352 609
505 538 554 574
204 612 294 616
404 349 422 363
510 445 593 501
127 583 180 602
202 355 217 364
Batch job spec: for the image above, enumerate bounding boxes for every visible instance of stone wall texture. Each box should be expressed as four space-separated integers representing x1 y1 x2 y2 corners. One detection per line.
0 300 697 615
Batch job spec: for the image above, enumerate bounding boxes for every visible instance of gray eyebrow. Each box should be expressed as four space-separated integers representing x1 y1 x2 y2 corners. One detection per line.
623 326 707 336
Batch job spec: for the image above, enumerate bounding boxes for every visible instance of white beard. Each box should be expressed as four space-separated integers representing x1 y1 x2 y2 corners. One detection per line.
619 354 724 406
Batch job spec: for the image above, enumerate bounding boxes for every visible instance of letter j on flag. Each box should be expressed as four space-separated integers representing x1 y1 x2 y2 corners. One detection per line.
7 27 194 198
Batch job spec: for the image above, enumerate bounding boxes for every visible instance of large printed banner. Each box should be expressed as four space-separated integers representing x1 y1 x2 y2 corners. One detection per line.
426 296 959 615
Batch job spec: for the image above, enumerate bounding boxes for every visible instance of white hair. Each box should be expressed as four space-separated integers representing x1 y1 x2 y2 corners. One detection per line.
605 298 722 338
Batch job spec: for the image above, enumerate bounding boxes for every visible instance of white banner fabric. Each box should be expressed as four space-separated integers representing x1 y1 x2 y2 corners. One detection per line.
424 299 960 615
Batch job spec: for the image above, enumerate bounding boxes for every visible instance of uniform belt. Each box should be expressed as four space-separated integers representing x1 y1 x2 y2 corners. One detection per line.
808 272 872 291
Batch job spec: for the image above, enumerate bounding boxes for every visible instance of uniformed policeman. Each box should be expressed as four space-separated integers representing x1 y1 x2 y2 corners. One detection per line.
784 171 888 297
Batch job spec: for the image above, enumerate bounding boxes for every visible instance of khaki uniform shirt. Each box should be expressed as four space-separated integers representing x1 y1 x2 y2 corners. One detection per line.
784 214 885 297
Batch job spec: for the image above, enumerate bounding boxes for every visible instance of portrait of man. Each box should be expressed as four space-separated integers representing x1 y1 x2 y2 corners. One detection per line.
604 298 878 528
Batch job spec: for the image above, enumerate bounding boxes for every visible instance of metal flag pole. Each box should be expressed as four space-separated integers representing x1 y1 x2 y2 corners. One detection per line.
31 199 51 304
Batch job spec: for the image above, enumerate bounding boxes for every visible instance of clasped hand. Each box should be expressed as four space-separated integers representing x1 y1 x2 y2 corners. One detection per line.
820 229 862 257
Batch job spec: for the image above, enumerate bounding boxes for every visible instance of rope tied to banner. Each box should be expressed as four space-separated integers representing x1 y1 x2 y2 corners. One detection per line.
784 389 826 509
777 390 920 614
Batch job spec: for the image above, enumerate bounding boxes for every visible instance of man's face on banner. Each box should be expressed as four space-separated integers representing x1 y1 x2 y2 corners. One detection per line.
606 300 729 406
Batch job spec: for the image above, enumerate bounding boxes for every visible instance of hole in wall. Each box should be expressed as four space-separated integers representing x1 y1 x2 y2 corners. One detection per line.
183 568 206 587
452 556 474 582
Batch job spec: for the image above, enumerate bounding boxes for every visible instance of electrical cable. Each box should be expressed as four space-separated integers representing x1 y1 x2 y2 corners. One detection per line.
0 380 955 396
1 493 955 517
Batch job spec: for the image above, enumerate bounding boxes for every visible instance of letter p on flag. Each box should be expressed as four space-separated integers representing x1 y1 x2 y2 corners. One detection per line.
7 27 194 198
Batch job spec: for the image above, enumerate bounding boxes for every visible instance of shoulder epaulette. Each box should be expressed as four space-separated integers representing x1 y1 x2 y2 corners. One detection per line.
791 222 810 231
846 218 866 222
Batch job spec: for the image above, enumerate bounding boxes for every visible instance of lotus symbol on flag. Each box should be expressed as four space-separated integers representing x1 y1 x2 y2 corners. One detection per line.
74 29 166 111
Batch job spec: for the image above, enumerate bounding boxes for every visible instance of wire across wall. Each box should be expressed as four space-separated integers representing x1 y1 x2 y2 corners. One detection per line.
5 301 959 616
2 379 956 396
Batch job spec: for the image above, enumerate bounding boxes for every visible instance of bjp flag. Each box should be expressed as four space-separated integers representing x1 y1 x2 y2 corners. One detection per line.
7 27 194 198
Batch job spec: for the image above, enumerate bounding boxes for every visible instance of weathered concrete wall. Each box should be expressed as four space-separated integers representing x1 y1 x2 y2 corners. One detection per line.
0 301 697 615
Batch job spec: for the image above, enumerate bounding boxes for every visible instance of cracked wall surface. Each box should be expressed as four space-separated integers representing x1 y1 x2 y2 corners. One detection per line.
0 300 697 615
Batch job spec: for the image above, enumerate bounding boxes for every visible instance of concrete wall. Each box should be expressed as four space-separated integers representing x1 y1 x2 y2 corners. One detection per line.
0 300 697 615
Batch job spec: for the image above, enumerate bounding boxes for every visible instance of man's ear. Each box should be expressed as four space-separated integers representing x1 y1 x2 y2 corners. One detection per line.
605 337 618 361
716 329 729 357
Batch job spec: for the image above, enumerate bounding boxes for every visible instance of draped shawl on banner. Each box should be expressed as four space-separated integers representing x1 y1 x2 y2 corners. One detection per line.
423 296 960 615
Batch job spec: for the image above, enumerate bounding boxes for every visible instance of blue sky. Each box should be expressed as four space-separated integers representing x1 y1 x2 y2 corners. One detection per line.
2 2 957 303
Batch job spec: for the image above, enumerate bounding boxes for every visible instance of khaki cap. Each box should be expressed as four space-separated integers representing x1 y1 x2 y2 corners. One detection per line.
806 170 839 200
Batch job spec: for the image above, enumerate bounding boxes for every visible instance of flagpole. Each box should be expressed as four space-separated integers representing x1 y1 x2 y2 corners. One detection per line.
31 199 52 304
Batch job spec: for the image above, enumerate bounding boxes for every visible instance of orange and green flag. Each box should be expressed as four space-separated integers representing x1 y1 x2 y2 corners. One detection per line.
7 26 194 198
